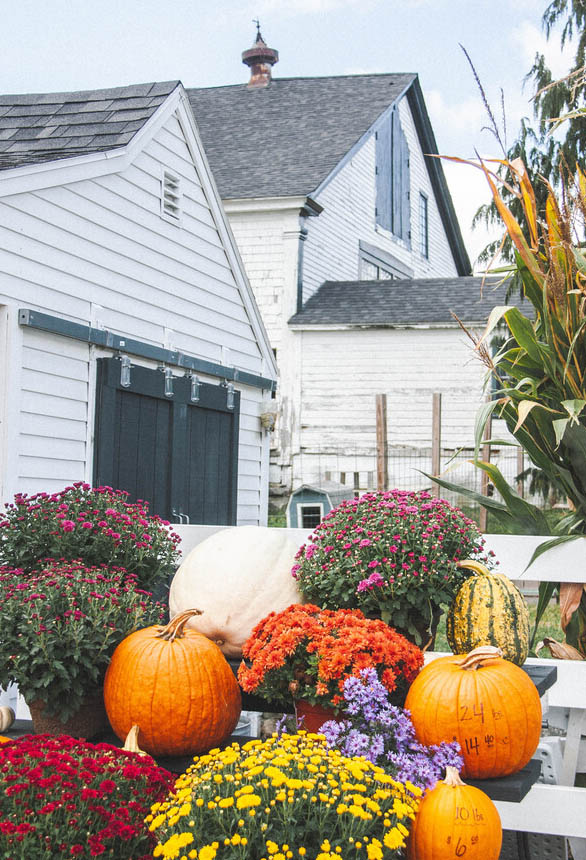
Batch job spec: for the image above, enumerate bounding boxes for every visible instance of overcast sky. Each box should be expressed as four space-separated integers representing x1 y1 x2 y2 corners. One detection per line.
1 0 573 269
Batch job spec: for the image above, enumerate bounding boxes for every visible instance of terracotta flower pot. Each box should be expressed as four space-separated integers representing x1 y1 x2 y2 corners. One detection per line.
28 689 110 739
294 700 343 733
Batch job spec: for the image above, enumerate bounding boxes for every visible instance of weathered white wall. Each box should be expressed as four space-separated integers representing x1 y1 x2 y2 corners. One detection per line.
292 325 490 489
0 108 272 524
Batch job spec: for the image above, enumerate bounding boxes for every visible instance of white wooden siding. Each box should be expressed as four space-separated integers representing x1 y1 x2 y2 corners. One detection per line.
226 208 297 355
0 106 272 524
295 326 487 487
302 96 458 304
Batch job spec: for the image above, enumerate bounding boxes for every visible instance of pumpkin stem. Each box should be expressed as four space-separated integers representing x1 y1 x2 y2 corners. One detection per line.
156 609 203 641
456 559 490 576
457 645 503 670
123 724 148 756
444 766 466 787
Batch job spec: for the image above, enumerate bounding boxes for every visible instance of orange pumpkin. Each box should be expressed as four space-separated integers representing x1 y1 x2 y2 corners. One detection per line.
407 766 502 860
404 646 541 778
104 609 241 757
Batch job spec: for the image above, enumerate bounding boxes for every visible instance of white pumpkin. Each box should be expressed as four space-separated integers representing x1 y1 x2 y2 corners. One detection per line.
169 526 303 658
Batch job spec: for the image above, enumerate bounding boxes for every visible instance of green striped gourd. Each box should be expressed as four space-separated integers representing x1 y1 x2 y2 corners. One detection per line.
446 560 530 665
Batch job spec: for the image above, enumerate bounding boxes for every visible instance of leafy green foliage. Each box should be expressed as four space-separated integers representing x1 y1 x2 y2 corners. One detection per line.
0 560 165 720
0 482 181 592
448 157 586 653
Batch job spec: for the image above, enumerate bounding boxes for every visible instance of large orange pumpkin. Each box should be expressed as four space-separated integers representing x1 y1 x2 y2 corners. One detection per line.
404 646 541 778
407 766 502 860
104 609 241 757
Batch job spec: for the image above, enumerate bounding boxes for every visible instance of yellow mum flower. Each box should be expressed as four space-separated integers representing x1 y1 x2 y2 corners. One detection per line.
236 794 261 809
366 838 383 860
218 798 234 808
384 829 406 851
149 813 166 831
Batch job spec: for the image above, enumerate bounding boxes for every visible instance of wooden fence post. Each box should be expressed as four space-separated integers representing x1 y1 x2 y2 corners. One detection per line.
376 394 388 491
431 392 442 498
517 448 525 497
479 406 493 532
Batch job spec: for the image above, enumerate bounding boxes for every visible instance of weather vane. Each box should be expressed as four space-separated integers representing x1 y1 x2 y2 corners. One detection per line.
253 18 261 38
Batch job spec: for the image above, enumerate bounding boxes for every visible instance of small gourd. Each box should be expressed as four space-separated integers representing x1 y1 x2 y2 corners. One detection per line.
447 560 530 665
0 707 15 733
407 766 502 860
404 646 541 778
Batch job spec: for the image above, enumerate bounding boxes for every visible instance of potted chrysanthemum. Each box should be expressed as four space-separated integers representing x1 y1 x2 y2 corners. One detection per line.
0 733 174 859
293 489 492 647
0 560 166 735
238 603 423 728
149 732 421 859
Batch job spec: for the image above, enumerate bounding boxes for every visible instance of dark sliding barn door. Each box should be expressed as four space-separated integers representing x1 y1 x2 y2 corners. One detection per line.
93 358 240 524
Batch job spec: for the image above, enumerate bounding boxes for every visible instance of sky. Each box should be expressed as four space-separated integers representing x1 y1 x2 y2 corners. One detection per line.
1 0 574 270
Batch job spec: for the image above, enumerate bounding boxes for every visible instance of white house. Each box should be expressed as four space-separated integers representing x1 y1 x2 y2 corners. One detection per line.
0 80 277 526
187 30 487 500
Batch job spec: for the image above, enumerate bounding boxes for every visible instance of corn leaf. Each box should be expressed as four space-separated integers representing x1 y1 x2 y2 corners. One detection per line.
513 400 546 433
559 582 585 632
419 470 514 520
531 581 559 649
560 423 586 497
504 307 547 364
562 399 586 423
478 305 513 347
553 418 569 448
473 399 502 459
472 460 550 532
511 157 539 248
536 637 585 660
482 166 545 285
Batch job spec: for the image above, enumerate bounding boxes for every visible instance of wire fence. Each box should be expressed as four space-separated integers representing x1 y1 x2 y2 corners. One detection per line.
306 444 546 528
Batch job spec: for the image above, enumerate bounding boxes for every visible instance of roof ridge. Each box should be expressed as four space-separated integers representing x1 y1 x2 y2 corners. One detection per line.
187 72 416 92
0 80 181 101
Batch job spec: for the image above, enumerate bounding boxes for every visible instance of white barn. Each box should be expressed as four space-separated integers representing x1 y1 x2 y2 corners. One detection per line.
0 81 277 526
187 30 487 500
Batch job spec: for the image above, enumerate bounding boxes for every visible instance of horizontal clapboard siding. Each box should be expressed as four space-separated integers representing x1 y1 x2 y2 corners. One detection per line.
302 97 458 304
0 105 270 523
226 208 296 354
299 327 486 453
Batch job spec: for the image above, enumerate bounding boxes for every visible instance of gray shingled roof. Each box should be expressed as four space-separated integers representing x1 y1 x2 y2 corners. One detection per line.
288 277 526 327
187 74 415 199
0 81 180 171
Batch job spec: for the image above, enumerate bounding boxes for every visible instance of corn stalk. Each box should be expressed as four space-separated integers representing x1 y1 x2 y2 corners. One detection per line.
435 157 586 655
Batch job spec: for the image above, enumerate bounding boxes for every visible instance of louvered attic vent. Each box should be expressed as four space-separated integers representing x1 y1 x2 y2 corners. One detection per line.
161 170 181 222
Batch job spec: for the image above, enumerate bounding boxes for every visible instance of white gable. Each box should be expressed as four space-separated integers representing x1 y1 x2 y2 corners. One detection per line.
0 86 276 525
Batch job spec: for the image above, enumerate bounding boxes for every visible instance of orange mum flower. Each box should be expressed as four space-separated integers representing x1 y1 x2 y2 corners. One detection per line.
237 604 423 711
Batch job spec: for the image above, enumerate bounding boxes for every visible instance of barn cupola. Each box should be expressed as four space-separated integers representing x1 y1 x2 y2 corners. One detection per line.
242 22 278 88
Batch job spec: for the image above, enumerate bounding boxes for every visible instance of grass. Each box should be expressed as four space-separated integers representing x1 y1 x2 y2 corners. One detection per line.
434 601 565 657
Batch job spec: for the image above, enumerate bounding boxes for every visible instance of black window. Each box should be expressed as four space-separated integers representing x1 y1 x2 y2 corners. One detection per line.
299 505 323 529
375 107 411 245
